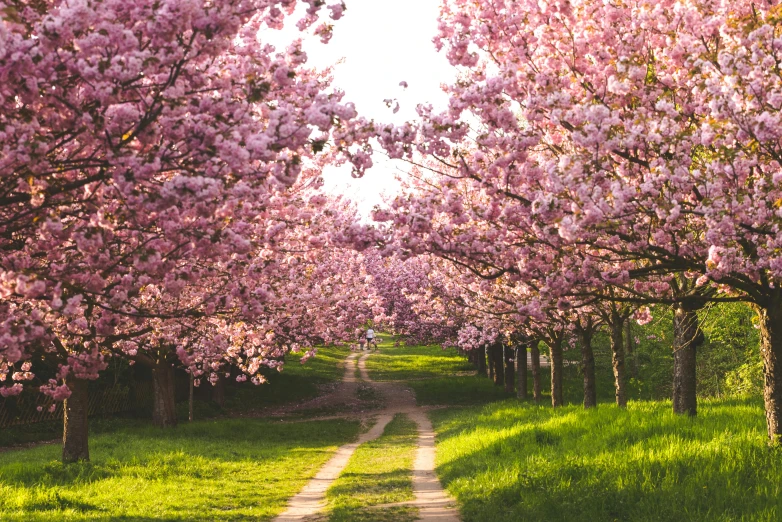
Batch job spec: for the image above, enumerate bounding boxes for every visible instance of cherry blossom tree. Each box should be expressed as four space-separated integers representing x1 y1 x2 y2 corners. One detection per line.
0 0 374 462
372 0 782 442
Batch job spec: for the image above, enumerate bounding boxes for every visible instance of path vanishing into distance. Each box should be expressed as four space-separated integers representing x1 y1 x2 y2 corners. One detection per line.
274 351 461 522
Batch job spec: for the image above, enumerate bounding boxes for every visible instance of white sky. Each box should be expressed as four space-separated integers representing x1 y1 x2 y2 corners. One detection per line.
267 0 454 217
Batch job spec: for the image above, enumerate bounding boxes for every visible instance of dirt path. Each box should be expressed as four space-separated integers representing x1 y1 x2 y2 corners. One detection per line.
273 410 394 521
357 354 461 522
274 352 460 522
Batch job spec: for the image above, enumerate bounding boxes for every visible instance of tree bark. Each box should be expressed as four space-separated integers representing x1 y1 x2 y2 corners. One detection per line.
212 373 226 408
491 342 505 387
62 377 90 463
153 360 178 428
487 344 495 381
579 329 597 409
530 342 541 404
516 344 528 399
609 312 628 408
469 348 487 377
625 319 638 378
549 337 564 407
673 303 703 416
504 344 515 394
757 292 782 444
189 373 195 422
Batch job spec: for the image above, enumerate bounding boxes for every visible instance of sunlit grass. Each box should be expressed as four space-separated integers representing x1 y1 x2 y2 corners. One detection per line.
325 413 418 522
431 397 782 522
0 417 359 521
364 344 475 382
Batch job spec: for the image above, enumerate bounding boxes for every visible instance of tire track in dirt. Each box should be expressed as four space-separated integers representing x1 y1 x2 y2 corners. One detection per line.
274 353 460 521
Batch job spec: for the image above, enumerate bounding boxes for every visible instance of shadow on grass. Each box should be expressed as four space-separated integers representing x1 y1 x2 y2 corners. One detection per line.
410 375 513 406
327 505 418 522
327 469 411 497
431 396 782 522
0 417 358 490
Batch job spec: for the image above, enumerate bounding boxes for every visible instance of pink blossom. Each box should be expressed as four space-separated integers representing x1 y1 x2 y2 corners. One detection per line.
0 383 23 397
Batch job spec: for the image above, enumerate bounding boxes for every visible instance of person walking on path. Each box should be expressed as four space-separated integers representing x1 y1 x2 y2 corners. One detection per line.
366 328 377 351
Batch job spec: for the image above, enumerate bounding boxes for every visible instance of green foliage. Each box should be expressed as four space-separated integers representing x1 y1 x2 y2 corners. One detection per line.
585 302 762 402
431 397 781 522
699 303 762 397
724 359 764 397
0 417 359 521
326 414 419 522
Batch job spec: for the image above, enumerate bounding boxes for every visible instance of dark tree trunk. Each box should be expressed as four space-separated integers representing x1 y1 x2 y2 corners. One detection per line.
516 344 528 399
62 377 90 463
504 344 515 394
579 329 597 409
530 342 542 404
609 313 628 408
491 343 505 387
487 344 495 381
469 348 487 376
757 292 782 444
625 320 638 378
549 337 563 407
673 303 703 416
188 373 195 422
212 373 226 408
153 360 178 428
477 347 487 377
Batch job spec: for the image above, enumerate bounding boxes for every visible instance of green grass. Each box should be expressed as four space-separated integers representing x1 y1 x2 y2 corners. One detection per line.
362 343 512 406
325 413 419 522
1 346 354 448
410 375 514 406
224 345 352 412
0 417 360 521
364 344 475 382
430 397 782 522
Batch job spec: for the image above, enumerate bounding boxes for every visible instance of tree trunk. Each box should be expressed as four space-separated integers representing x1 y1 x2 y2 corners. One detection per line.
516 344 528 399
610 313 628 408
625 319 638 378
62 377 90 463
530 342 541 404
549 337 563 407
491 343 505 387
189 373 195 422
487 344 495 381
504 344 515 394
757 293 782 444
212 373 226 408
153 360 178 428
673 304 703 416
580 330 597 409
470 348 487 377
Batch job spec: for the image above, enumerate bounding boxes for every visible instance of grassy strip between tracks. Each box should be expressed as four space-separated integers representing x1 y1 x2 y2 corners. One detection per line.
324 413 419 522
